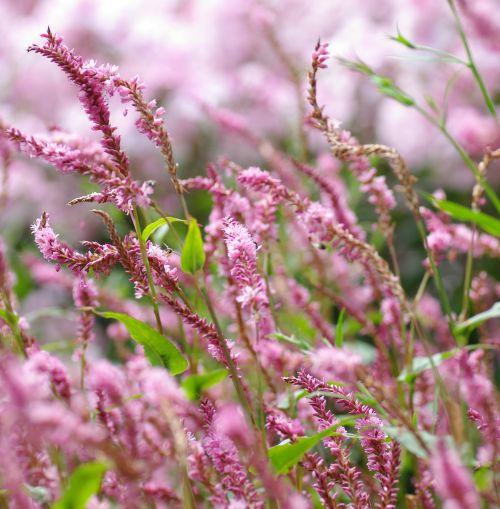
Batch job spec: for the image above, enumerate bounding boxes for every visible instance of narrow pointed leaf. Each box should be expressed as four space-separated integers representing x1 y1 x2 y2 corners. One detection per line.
424 193 500 237
141 216 187 242
455 302 500 333
97 311 188 375
181 369 228 400
52 461 107 509
335 308 346 348
390 28 416 49
181 218 205 275
398 350 458 383
268 416 358 474
398 344 492 382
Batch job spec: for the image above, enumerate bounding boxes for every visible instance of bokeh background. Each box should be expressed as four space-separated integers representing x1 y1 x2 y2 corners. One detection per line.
1 0 499 344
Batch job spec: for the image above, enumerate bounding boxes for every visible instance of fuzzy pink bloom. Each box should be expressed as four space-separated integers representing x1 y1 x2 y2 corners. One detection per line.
146 243 179 293
8 128 153 213
31 213 120 274
28 29 128 175
380 296 404 347
312 40 330 69
430 441 479 509
237 166 294 205
159 293 229 365
222 217 274 336
421 207 500 264
73 275 98 348
266 408 304 440
31 213 89 272
294 160 365 240
310 346 362 383
26 347 72 401
200 401 262 508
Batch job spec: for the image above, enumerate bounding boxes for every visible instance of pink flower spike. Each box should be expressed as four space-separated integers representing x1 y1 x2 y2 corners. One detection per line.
312 40 330 69
430 441 479 509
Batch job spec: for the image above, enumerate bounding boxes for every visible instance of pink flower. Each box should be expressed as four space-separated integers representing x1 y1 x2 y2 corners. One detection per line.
312 40 330 69
222 217 274 336
430 441 479 509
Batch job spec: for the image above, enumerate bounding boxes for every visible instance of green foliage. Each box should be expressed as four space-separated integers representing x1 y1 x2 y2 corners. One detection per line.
270 332 311 352
52 462 107 509
371 75 415 106
335 308 346 348
398 350 458 383
424 192 500 237
390 27 416 49
338 57 414 106
180 218 206 275
181 369 228 400
455 302 500 333
97 311 188 375
384 427 437 459
398 344 493 383
268 416 358 474
141 216 187 242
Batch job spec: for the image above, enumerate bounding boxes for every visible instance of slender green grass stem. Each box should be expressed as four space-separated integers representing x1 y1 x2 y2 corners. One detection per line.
132 207 164 334
446 0 497 117
1 293 26 356
459 226 476 326
195 280 257 429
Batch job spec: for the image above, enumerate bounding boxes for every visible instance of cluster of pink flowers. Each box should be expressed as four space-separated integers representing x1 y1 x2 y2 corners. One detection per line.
0 16 498 509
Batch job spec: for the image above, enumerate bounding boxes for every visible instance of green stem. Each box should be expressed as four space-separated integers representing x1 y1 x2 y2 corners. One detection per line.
447 0 497 117
196 280 256 428
132 207 164 334
459 226 476 326
415 219 454 329
416 105 500 213
1 293 26 356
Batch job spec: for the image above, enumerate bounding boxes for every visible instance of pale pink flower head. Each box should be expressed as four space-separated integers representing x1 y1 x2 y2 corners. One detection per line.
72 275 98 308
214 403 251 447
310 346 362 383
312 40 330 69
88 360 127 405
430 440 479 509
222 217 271 317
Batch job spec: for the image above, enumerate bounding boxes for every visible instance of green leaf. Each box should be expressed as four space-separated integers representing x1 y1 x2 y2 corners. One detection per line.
141 217 186 242
270 332 311 351
398 350 458 383
384 427 437 459
0 308 12 324
339 57 414 106
390 27 416 49
335 308 346 348
338 57 375 77
455 302 500 333
180 218 205 275
371 75 415 106
424 193 500 237
96 311 188 375
52 462 107 509
181 369 228 400
474 466 493 491
268 416 358 474
399 344 494 383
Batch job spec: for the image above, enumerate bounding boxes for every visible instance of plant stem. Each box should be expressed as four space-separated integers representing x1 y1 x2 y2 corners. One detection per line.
416 105 500 214
446 0 497 117
196 280 256 428
132 207 164 334
415 219 454 329
459 226 476 325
